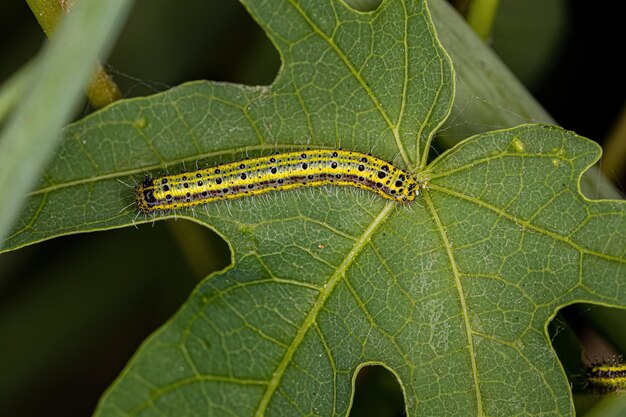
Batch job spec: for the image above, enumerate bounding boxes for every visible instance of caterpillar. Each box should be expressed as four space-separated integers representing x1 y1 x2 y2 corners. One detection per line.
135 149 422 213
586 357 626 392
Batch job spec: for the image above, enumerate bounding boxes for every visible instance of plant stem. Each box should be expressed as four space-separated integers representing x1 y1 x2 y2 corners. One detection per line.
25 0 65 37
466 0 500 39
25 0 122 109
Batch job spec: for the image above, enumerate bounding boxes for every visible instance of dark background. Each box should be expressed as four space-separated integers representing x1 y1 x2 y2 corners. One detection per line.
0 0 624 416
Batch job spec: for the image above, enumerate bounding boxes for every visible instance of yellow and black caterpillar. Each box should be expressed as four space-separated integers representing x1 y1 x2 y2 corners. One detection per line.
586 357 626 392
136 149 422 213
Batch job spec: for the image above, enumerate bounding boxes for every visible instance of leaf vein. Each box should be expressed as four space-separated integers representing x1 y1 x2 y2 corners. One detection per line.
253 202 395 416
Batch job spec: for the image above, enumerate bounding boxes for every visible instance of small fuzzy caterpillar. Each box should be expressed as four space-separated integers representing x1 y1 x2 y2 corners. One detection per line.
586 357 626 392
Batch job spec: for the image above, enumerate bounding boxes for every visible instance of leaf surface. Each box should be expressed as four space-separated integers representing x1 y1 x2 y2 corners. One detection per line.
2 1 625 416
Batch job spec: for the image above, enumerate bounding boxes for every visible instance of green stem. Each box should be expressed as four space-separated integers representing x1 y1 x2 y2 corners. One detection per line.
86 63 122 109
466 0 500 39
25 0 122 109
25 0 65 37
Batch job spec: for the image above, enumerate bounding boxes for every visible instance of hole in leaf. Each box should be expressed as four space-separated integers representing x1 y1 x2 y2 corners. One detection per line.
349 364 406 417
108 0 280 96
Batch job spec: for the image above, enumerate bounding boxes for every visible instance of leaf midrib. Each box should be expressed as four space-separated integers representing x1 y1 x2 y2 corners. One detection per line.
424 191 484 416
287 0 412 170
254 202 396 416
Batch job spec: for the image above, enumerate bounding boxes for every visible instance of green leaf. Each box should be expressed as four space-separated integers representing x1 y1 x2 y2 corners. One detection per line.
1 1 625 417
